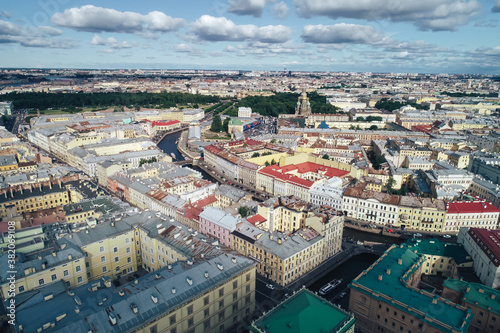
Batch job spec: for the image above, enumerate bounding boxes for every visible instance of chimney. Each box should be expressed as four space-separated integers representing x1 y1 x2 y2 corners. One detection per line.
432 298 438 304
398 259 403 265
386 268 391 275
378 275 383 281
492 294 496 300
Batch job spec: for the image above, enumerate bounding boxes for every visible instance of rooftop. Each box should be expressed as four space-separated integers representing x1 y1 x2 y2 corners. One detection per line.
350 240 473 333
250 288 356 333
15 253 255 333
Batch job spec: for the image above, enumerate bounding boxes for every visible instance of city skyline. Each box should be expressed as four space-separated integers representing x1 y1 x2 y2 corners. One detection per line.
1 0 500 74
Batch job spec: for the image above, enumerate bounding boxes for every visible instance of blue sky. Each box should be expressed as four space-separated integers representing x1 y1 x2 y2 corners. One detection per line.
1 0 499 73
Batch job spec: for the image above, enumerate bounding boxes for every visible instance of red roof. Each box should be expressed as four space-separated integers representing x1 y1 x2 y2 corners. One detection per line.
468 228 500 266
247 214 267 226
446 201 500 214
152 120 181 127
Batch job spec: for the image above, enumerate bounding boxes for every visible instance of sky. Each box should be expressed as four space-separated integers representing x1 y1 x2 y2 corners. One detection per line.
0 0 500 73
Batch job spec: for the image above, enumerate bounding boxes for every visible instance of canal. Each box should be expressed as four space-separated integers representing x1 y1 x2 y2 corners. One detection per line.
309 253 379 308
156 131 184 161
343 227 405 245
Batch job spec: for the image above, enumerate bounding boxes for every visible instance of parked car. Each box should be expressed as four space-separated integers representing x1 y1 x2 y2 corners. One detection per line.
266 284 275 290
414 233 422 237
443 234 452 239
387 229 394 233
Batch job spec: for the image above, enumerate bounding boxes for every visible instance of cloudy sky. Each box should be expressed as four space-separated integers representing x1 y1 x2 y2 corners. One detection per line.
1 0 499 73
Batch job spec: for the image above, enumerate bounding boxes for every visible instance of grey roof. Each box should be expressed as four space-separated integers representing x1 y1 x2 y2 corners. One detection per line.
15 254 255 333
0 154 17 166
199 207 239 231
233 221 323 260
0 244 84 283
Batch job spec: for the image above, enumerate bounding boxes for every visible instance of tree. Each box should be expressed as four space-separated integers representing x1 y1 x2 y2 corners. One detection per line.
134 105 141 111
238 206 250 218
223 117 231 132
366 116 382 122
265 161 270 167
322 154 330 160
369 125 379 130
270 159 277 165
387 177 396 194
251 152 260 158
211 115 223 132
356 116 364 122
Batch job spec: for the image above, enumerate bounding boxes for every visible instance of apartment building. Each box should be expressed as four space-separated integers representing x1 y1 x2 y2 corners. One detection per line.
444 201 500 233
15 253 256 333
309 177 344 210
458 227 500 288
0 181 70 217
349 240 473 333
443 280 500 333
342 187 400 226
61 217 140 281
199 207 239 248
232 221 323 286
0 242 88 298
468 177 500 207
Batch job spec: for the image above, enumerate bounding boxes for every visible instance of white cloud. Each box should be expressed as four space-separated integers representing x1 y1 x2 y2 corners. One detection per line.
91 35 135 49
173 43 205 56
0 11 11 19
52 5 185 34
227 0 270 17
0 19 73 48
37 26 63 36
273 2 289 19
302 24 390 45
191 15 291 43
294 0 481 31
493 0 500 12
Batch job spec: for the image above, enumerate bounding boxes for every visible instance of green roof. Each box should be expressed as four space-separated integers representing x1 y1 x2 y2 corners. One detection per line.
230 119 244 125
406 238 472 265
350 241 473 333
444 280 500 316
250 289 356 333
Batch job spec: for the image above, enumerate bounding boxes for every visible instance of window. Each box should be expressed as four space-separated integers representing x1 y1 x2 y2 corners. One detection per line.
127 257 132 263
76 265 81 272
77 276 83 283
39 279 45 286
170 328 176 333
126 247 131 254
232 303 238 312
219 324 224 333
233 292 238 301
219 310 225 321
51 274 57 281
187 318 194 327
114 257 119 263
246 285 250 293
204 308 210 318
233 281 238 289
18 286 25 293
99 246 104 253
101 256 106 263
245 295 250 305
204 296 210 305
204 320 210 330
125 238 130 244
113 247 118 253
187 305 193 315
170 315 176 325
102 266 107 273
219 300 224 309
246 273 250 282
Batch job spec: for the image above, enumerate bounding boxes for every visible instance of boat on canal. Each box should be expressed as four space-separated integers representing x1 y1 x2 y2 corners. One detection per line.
319 279 342 295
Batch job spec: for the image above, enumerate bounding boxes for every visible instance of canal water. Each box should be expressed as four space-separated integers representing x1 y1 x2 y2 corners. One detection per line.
156 131 184 161
343 228 405 245
309 253 379 306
